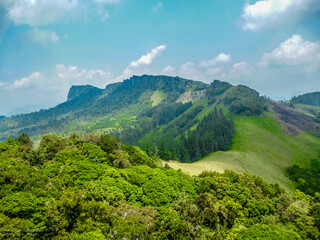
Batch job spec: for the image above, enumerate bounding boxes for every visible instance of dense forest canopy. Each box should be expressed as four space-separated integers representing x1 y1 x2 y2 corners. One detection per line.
0 133 319 239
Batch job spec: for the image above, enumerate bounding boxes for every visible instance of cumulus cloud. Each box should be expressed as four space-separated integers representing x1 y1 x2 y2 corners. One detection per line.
260 34 320 67
3 0 78 26
54 64 112 87
218 61 254 81
152 2 163 12
229 61 253 76
12 72 44 88
241 0 313 31
205 67 222 76
129 45 166 68
27 28 60 44
0 81 9 88
117 45 167 81
8 64 112 92
162 66 175 76
200 53 231 67
179 62 201 80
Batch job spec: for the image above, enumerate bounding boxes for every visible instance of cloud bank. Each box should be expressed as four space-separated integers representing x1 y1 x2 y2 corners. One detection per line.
241 0 316 31
3 0 79 26
260 34 320 67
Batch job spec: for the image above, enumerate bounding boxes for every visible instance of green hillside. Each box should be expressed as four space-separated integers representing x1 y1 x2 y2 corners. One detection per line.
1 75 319 192
167 116 320 191
0 75 208 141
291 91 320 107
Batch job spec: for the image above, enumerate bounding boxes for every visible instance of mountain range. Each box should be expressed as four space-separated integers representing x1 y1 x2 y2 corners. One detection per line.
0 75 319 191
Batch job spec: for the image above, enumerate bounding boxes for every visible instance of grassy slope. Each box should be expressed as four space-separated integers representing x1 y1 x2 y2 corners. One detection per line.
150 91 165 107
294 103 320 117
168 116 320 191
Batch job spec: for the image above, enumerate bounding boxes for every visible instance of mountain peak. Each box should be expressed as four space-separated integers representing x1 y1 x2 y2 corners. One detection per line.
67 85 104 101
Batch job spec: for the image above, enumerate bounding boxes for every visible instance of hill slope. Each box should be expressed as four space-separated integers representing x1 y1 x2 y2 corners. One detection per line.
0 75 319 191
167 115 320 191
0 75 208 141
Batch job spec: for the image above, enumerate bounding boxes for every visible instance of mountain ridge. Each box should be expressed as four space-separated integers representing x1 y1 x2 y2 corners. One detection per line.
0 75 319 191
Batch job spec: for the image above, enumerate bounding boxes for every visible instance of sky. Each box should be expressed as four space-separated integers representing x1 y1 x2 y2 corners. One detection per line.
0 0 320 116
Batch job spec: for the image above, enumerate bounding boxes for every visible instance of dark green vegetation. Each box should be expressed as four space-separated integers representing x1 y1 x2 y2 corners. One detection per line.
116 105 234 163
287 159 320 196
1 133 320 239
291 92 320 107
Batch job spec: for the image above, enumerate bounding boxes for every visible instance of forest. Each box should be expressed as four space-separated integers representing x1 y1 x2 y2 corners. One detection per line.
0 133 319 239
287 159 320 196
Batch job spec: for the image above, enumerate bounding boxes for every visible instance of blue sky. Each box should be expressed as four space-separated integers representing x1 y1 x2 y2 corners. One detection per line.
0 0 319 115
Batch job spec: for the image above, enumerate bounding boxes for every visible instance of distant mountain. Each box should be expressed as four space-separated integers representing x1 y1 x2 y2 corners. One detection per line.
0 115 5 119
291 91 320 106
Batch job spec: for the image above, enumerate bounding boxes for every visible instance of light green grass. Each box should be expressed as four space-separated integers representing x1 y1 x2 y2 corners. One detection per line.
151 91 165 107
167 116 320 192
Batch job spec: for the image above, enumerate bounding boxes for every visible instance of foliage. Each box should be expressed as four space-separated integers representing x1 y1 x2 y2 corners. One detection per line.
0 133 319 239
291 92 320 107
223 85 267 116
236 224 302 240
287 159 320 196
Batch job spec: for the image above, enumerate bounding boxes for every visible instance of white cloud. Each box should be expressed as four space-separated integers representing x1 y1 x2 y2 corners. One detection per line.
129 45 166 68
162 66 175 76
117 45 167 81
27 28 59 44
3 0 78 26
217 61 254 81
229 61 253 76
200 53 231 67
8 64 112 92
0 81 9 88
179 62 201 80
12 72 44 88
260 34 320 67
206 67 222 76
55 64 112 87
241 0 311 31
152 2 163 12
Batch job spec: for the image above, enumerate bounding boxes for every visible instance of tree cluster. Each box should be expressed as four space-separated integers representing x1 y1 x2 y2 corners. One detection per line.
155 108 234 162
287 159 320 196
0 133 319 239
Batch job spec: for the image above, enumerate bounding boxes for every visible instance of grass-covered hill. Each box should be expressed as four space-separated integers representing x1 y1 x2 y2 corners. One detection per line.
291 92 320 107
0 133 319 239
0 75 208 141
0 75 266 164
0 75 319 192
167 115 320 192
